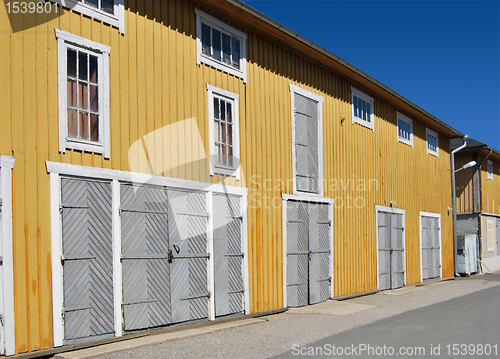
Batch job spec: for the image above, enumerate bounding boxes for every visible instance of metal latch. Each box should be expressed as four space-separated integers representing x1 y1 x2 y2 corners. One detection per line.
168 250 173 263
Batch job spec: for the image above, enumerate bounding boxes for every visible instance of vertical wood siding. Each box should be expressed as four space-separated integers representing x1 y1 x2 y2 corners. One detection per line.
1 0 454 353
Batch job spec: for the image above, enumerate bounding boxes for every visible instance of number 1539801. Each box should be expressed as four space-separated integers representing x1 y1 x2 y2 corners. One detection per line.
6 2 59 14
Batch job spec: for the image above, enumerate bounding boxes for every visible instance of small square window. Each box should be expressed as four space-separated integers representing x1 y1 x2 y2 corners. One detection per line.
56 29 111 158
396 112 413 147
487 160 493 180
426 127 439 157
207 84 240 179
195 9 247 82
351 87 374 131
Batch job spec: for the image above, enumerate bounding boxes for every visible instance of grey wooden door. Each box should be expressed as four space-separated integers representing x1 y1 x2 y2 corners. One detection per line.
378 211 405 290
421 216 441 281
294 93 319 194
287 201 331 307
61 178 114 340
213 194 244 317
120 184 171 331
308 203 331 304
286 201 309 307
168 190 209 323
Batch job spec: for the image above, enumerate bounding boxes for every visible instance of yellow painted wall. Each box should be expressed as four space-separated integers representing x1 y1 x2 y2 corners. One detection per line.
455 153 476 214
1 0 455 354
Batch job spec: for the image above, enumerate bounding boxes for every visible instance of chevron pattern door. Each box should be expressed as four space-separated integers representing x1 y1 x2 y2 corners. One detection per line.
61 178 114 340
213 193 244 317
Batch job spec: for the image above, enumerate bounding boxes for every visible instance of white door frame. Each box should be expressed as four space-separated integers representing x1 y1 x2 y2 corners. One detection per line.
0 156 15 356
419 212 442 282
375 205 406 290
282 194 334 308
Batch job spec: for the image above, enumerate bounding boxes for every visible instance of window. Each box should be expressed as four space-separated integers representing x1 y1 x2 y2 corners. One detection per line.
195 9 247 82
426 127 439 157
351 87 374 130
290 84 324 196
51 0 125 33
56 29 111 158
487 219 494 251
207 84 240 178
487 160 493 180
396 112 413 147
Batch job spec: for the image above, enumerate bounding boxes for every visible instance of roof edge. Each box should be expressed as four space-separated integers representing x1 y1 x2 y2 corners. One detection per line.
222 0 464 137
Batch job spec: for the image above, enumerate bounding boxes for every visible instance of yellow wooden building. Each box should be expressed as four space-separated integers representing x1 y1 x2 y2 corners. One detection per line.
0 0 463 355
453 138 500 272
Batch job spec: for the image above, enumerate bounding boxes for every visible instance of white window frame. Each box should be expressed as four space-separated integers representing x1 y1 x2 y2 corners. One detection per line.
351 87 374 131
487 160 493 180
396 112 413 147
207 84 240 180
290 84 324 197
195 8 247 83
0 156 16 356
47 161 249 346
426 127 439 157
51 0 125 34
375 205 406 290
56 29 111 159
419 212 442 282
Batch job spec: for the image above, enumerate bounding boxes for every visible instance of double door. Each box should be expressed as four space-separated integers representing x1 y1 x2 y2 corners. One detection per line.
377 210 405 290
286 201 331 307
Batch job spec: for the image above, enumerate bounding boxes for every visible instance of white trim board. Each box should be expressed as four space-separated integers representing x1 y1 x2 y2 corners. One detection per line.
45 161 248 197
0 156 15 356
419 211 442 282
289 84 324 197
375 205 406 291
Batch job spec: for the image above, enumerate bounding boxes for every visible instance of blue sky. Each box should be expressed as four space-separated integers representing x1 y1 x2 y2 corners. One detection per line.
244 0 500 150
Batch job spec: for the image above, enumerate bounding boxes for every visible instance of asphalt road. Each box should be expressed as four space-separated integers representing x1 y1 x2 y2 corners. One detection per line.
275 274 500 358
89 274 500 359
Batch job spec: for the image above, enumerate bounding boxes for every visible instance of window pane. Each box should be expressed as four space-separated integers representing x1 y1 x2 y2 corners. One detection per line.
67 110 78 138
67 49 77 78
212 28 221 61
227 124 233 147
79 113 89 140
227 102 232 123
214 120 220 142
213 98 219 119
221 122 227 144
231 38 240 69
201 23 211 56
90 114 99 141
89 55 98 83
78 52 88 81
79 82 88 110
222 33 231 65
101 0 114 14
366 102 371 122
220 100 226 121
90 85 98 112
67 80 77 107
85 0 98 9
227 145 233 167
